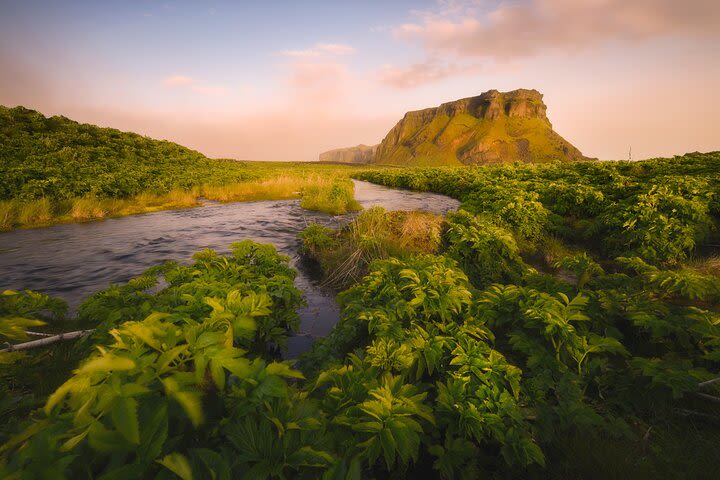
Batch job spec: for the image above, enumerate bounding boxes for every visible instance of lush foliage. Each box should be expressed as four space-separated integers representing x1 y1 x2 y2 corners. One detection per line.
0 106 252 200
1 242 312 478
356 152 720 265
2 151 720 478
300 207 443 288
0 106 370 229
302 211 720 478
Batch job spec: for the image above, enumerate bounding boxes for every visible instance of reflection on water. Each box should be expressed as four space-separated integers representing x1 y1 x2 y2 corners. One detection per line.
0 180 459 357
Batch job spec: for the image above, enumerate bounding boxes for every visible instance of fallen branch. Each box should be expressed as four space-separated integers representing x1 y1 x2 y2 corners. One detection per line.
1 329 94 352
698 377 720 388
26 331 54 337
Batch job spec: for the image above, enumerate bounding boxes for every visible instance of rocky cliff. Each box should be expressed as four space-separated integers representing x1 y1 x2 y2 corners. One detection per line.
318 144 378 164
373 89 587 166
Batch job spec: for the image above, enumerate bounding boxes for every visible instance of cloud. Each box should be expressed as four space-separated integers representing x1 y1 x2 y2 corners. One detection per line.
397 0 720 60
377 58 481 88
315 43 355 55
189 85 226 96
287 62 351 104
161 75 225 96
162 75 194 87
279 42 355 58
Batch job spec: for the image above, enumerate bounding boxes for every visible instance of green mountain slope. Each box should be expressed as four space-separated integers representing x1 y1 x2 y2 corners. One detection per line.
374 89 589 166
0 106 254 200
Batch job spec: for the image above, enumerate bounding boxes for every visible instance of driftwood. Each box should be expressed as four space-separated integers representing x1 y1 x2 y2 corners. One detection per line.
1 329 94 352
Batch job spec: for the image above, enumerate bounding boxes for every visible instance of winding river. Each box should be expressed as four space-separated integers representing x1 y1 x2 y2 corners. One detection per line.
0 180 459 357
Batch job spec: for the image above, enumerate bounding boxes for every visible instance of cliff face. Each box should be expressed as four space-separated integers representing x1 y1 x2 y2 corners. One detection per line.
318 144 377 164
373 89 587 166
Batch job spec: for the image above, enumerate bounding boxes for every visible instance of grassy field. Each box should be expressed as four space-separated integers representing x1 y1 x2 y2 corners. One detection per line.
0 162 369 230
0 106 370 230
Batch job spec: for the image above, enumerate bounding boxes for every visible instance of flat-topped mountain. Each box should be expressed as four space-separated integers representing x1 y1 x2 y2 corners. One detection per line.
320 89 589 166
375 89 587 165
319 144 377 164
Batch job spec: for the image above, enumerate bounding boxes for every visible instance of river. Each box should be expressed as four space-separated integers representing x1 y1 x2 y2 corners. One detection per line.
0 180 459 357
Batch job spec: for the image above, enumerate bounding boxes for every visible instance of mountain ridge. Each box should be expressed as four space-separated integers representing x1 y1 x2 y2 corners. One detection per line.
320 89 590 166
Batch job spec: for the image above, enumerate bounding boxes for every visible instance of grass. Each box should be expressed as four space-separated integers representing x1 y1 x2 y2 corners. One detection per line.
1 163 375 230
201 174 361 216
0 200 14 231
202 175 317 202
300 206 444 289
687 255 720 276
0 190 204 229
16 198 52 225
299 178 361 215
69 195 108 221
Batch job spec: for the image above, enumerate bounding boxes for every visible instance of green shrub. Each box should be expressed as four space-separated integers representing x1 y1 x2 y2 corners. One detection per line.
444 210 528 288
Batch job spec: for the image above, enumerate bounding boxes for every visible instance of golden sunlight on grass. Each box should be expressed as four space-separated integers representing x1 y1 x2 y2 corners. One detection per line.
300 207 444 289
0 167 369 230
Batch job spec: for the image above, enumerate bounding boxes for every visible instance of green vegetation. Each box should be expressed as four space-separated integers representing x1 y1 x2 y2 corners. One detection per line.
300 207 443 288
356 151 720 265
0 106 369 229
372 89 585 166
299 178 361 216
1 150 719 478
1 242 309 478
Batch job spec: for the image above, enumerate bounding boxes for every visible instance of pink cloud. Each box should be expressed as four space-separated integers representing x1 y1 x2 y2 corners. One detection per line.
287 62 350 104
161 75 226 96
315 43 355 55
279 42 355 58
377 58 481 88
162 75 194 87
190 85 226 96
397 0 720 60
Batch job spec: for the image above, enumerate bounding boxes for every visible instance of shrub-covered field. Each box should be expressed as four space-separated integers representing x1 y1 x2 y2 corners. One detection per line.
0 106 366 228
1 152 719 479
356 151 720 266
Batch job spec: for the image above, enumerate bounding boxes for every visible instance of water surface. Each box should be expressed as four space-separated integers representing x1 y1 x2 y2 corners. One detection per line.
0 180 459 357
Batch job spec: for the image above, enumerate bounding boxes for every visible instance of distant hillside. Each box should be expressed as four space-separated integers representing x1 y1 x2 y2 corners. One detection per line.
319 144 377 164
321 89 589 166
374 89 588 166
0 106 254 200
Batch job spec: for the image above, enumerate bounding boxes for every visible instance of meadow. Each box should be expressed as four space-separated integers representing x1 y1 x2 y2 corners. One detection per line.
1 151 719 478
0 106 364 230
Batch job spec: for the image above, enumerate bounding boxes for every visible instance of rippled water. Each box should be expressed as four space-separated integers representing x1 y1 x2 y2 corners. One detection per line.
0 180 459 357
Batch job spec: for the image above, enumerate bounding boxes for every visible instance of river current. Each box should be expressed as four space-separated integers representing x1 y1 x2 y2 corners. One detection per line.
0 180 459 357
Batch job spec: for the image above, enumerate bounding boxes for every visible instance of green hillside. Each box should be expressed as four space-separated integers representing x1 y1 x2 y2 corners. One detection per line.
0 106 256 201
374 89 588 166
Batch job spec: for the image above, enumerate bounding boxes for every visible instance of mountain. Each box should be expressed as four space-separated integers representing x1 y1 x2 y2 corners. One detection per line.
375 89 588 165
321 89 588 166
319 144 377 164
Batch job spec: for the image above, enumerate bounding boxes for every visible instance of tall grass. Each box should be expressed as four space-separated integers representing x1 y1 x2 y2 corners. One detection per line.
300 179 361 215
69 195 107 221
0 164 369 230
16 198 52 226
687 255 720 276
164 188 199 208
202 175 327 203
300 207 444 289
0 200 14 231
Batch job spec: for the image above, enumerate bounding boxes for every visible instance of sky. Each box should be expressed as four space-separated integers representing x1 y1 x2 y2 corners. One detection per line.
1 0 719 161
